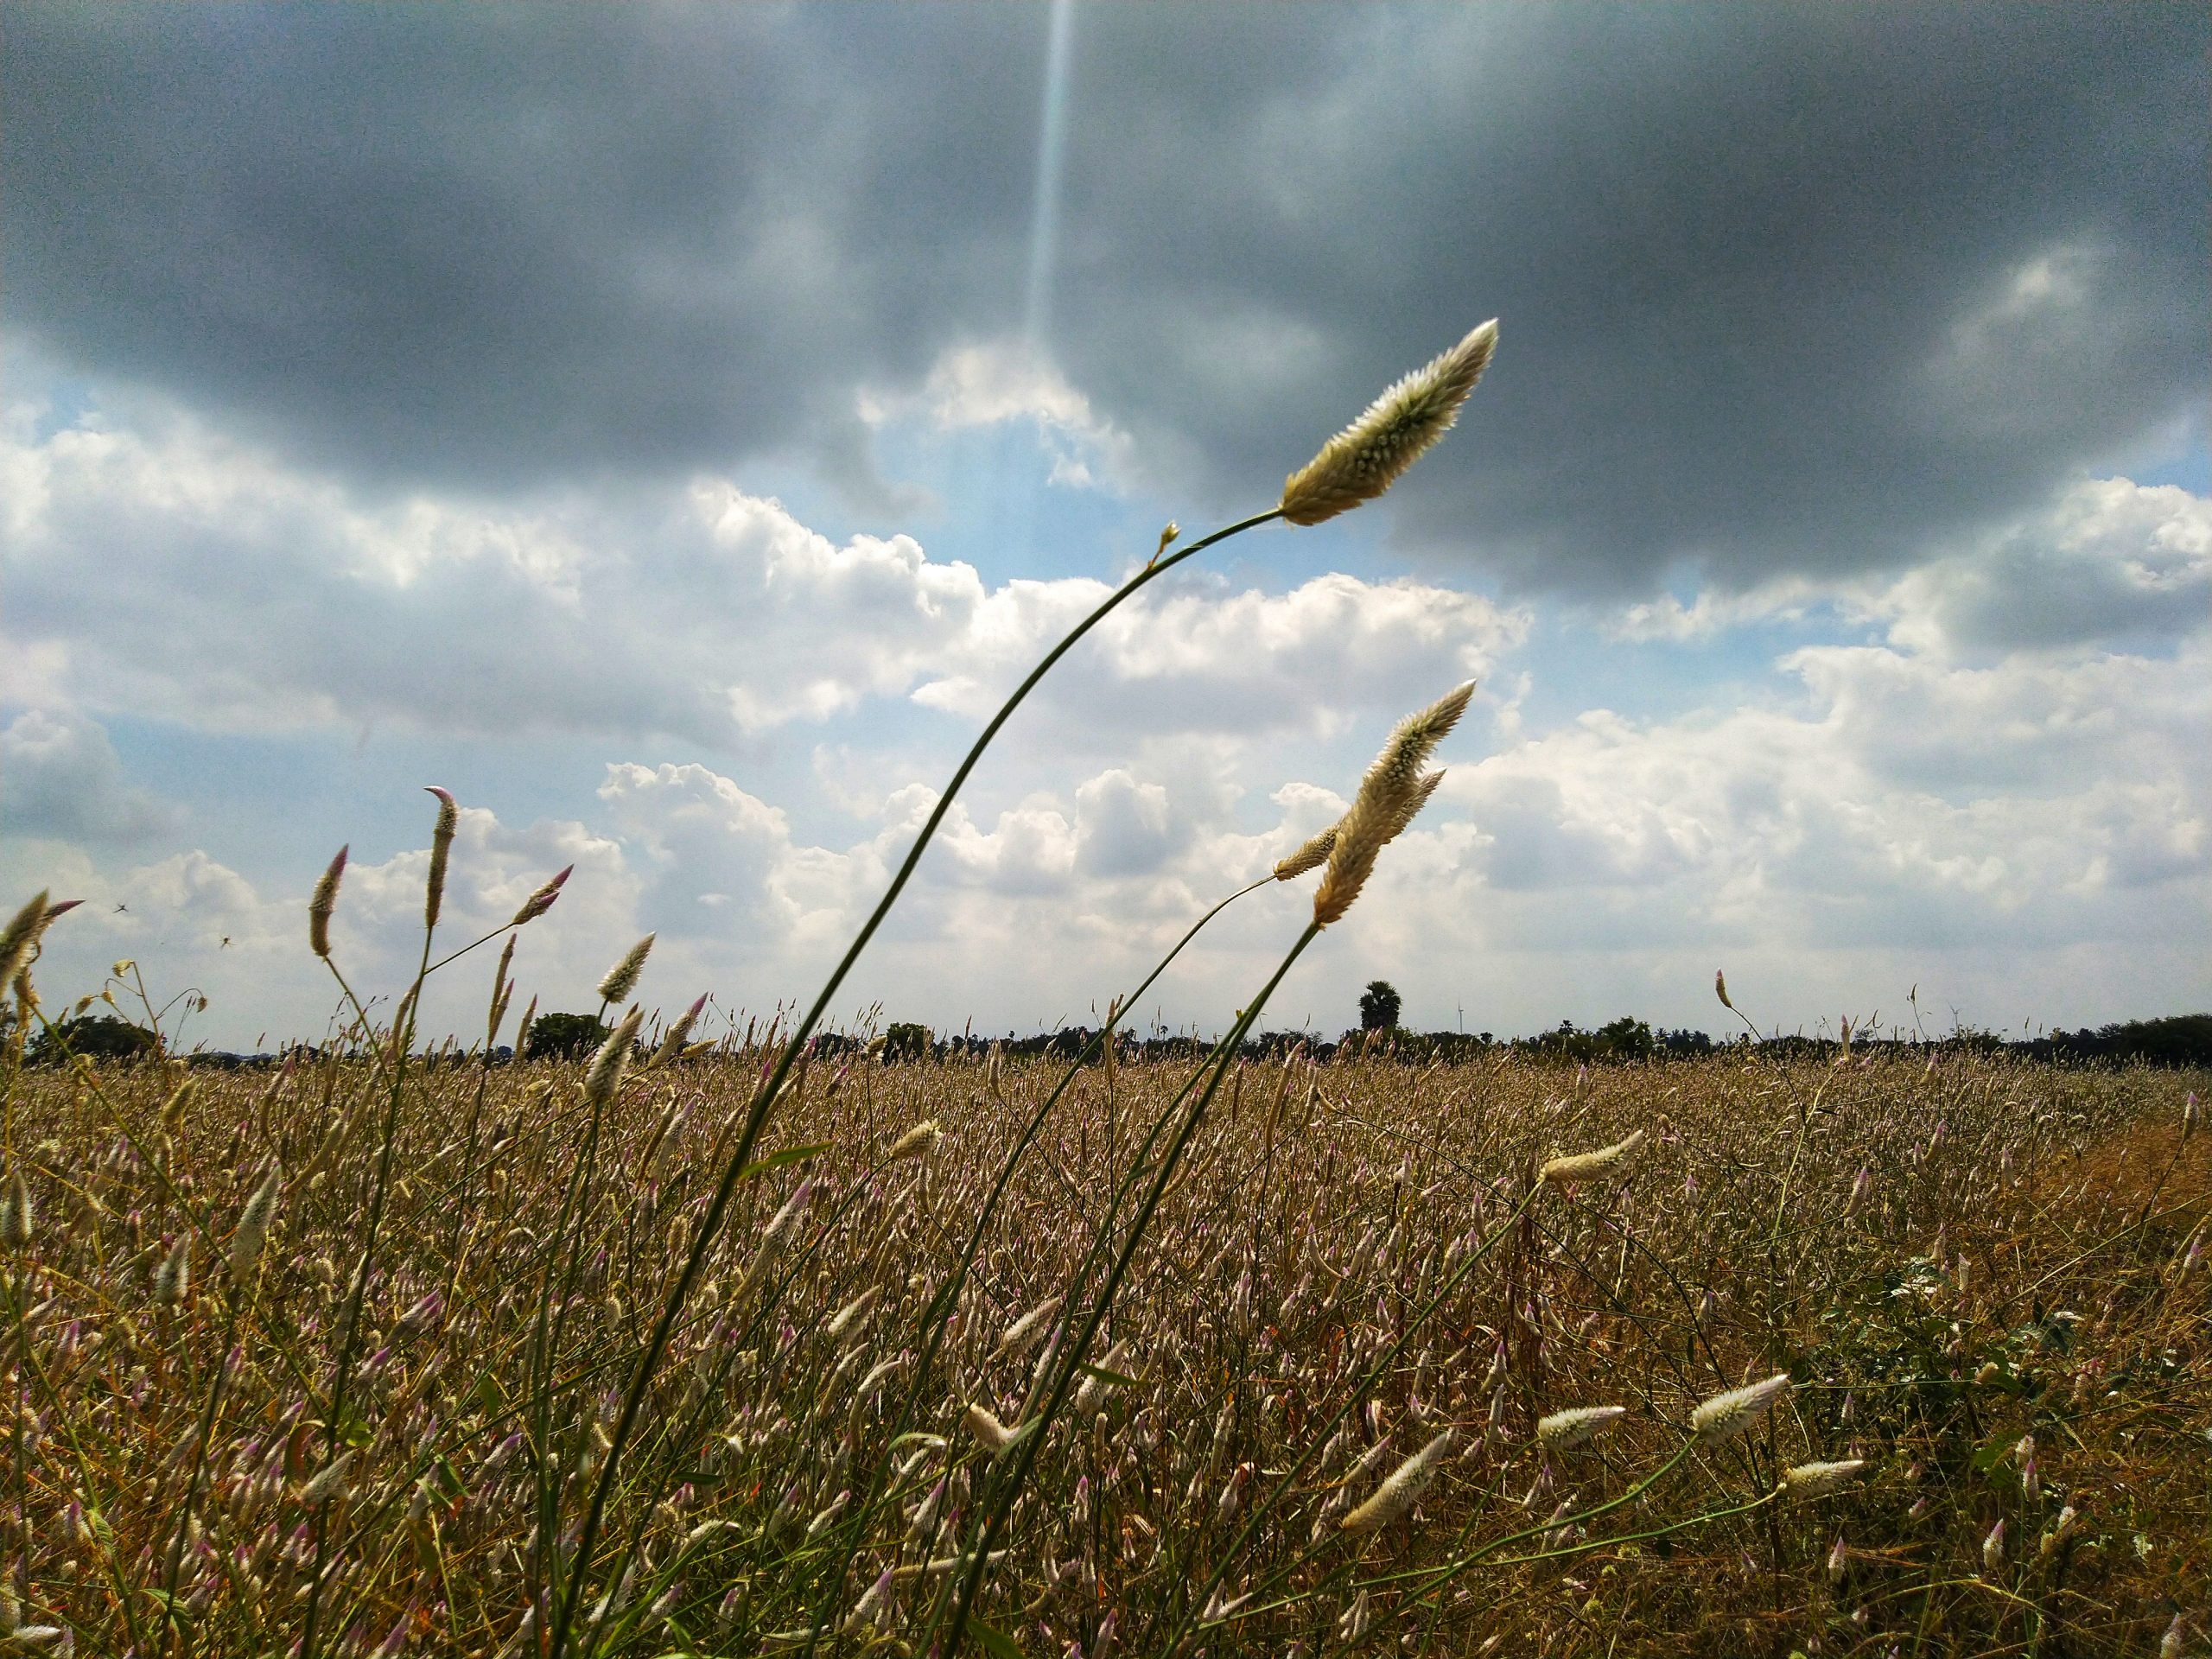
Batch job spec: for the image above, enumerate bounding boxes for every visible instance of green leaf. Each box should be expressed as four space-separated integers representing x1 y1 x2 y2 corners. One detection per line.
1075 1362 1139 1389
969 1618 1025 1659
736 1144 830 1183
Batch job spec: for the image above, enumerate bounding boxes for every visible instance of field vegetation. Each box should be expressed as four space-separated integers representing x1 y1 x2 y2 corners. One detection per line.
0 1033 2203 1656
1 318 2204 1658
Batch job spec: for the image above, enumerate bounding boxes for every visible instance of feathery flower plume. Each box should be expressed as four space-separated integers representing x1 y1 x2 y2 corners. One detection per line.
886 1119 943 1161
1340 1427 1455 1535
423 787 459 931
301 1451 354 1506
1540 1130 1646 1186
152 1235 192 1306
512 864 574 925
231 1165 283 1281
0 890 54 991
649 994 709 1069
1274 823 1339 882
1281 320 1498 526
995 1296 1063 1357
1537 1404 1627 1452
489 931 518 1045
1 1168 32 1249
963 1403 1019 1453
1387 769 1446 840
309 847 348 958
597 935 656 1006
1781 1459 1866 1503
1336 1590 1373 1643
1690 1372 1791 1446
1314 684 1474 927
1714 969 1732 1010
1981 1517 2005 1572
584 1007 645 1109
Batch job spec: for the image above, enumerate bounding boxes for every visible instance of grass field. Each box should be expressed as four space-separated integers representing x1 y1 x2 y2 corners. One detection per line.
3 1041 2202 1657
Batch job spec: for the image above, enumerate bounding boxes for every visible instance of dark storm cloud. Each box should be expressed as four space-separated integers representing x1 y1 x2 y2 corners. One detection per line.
6 3 2204 589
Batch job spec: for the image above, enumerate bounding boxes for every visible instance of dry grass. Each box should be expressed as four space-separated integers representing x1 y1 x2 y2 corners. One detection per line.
3 1045 2202 1656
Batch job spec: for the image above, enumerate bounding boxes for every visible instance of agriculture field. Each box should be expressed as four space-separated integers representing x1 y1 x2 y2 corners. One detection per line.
3 1045 2202 1657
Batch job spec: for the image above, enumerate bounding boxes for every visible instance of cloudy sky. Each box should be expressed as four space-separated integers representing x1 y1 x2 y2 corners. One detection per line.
3 3 2206 1051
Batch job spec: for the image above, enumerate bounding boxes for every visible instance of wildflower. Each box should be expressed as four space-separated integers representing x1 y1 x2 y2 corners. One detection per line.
826 1287 877 1339
1335 1590 1373 1643
583 1007 645 1109
308 849 347 958
301 1452 354 1507
152 1236 192 1306
0 891 55 990
0 1169 31 1250
230 1166 282 1281
597 935 656 1005
963 1403 1018 1453
1689 1373 1791 1446
1540 1131 1647 1186
1827 1535 1848 1585
887 1119 943 1161
1536 1405 1627 1452
423 786 459 931
1982 1517 2005 1573
511 864 574 925
649 994 710 1068
1780 1459 1866 1503
1281 321 1497 525
1314 684 1474 927
995 1295 1062 1356
1340 1428 1455 1535
1274 823 1339 882
1714 969 1732 1010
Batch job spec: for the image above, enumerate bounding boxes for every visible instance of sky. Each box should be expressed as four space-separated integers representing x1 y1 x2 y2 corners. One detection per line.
3 3 2207 1052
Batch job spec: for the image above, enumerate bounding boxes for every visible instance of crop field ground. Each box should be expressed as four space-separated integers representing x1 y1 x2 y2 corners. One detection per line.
1 1040 2203 1658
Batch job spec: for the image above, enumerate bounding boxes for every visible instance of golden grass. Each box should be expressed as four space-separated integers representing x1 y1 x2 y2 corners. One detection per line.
3 1046 2202 1656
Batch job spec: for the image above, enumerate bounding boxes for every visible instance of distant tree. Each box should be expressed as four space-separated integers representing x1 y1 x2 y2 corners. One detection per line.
882 1021 933 1062
1592 1015 1656 1061
28 1014 159 1066
524 1011 612 1061
1359 980 1402 1032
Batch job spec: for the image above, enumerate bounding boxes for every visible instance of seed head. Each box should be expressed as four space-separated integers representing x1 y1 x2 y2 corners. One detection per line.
1274 823 1339 882
887 1119 943 1161
1781 1459 1866 1503
512 865 574 925
301 1451 354 1507
1 1168 33 1250
1540 1130 1646 1186
963 1403 1018 1453
584 1007 645 1108
1982 1517 2005 1572
1690 1372 1791 1446
1281 321 1497 526
597 934 656 1006
0 890 54 991
1314 684 1474 928
231 1165 283 1281
152 1235 193 1306
1536 1404 1627 1452
1339 1427 1454 1535
308 847 348 958
649 994 710 1068
423 787 459 931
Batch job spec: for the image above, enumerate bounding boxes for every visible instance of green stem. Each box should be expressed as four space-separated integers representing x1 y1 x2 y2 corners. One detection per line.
551 508 1281 1659
935 921 1323 1655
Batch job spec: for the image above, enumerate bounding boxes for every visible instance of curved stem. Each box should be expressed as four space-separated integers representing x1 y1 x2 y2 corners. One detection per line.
792 874 1274 1654
552 507 1281 1658
935 921 1323 1655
